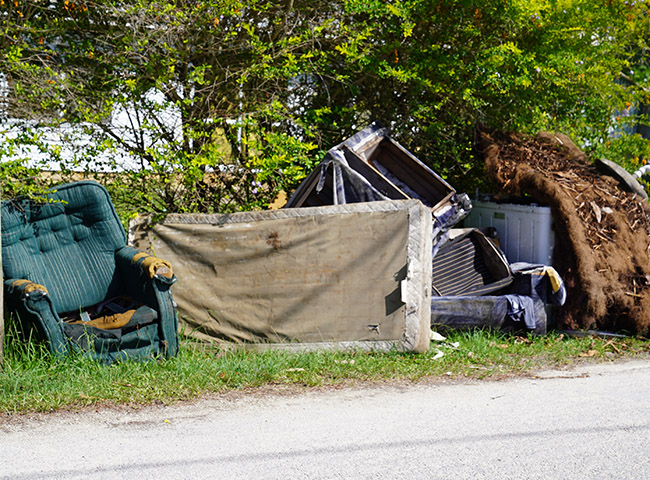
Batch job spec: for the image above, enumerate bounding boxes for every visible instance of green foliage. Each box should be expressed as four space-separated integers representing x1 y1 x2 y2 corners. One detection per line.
1 0 331 213
2 0 650 208
245 118 320 208
319 0 650 188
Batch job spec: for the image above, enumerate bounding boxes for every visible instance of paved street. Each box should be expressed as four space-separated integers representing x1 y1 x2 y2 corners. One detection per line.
2 360 650 479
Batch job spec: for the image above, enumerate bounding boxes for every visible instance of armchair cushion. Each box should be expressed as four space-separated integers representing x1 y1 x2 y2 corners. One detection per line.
2 181 126 314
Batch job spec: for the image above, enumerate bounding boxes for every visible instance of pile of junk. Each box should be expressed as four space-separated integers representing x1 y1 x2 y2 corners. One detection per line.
285 122 566 336
1 122 573 363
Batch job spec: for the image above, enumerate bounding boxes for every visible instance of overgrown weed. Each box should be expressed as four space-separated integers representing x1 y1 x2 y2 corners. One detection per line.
1 329 649 414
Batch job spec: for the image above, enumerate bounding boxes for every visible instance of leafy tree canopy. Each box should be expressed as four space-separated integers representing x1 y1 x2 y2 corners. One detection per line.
1 0 650 212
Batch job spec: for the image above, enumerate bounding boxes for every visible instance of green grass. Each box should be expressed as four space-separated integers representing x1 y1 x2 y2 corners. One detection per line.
2 330 649 415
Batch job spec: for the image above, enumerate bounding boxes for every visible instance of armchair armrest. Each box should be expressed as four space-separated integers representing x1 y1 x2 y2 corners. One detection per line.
4 278 68 355
8 279 49 297
114 246 179 357
115 246 176 284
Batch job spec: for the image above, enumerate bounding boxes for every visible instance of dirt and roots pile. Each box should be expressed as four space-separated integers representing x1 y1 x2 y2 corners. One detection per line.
479 131 650 334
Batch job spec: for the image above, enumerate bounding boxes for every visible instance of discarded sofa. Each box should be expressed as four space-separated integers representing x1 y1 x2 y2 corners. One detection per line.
286 122 565 334
2 180 179 363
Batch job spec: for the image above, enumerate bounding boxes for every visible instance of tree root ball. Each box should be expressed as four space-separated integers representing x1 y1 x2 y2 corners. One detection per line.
479 130 650 334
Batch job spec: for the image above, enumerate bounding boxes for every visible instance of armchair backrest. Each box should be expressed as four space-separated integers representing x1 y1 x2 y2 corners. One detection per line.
2 181 127 314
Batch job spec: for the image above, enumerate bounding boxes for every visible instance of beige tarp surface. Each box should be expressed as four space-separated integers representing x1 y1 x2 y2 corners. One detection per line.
130 200 432 352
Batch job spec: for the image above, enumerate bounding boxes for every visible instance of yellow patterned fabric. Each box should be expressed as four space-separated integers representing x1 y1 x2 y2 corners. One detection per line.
543 267 563 294
529 267 563 294
68 310 135 330
12 279 49 295
132 252 173 279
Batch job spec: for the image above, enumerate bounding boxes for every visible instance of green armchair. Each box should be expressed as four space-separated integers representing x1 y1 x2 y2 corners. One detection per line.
2 180 179 362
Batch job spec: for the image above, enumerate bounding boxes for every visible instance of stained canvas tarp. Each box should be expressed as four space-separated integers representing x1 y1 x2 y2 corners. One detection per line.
129 200 433 352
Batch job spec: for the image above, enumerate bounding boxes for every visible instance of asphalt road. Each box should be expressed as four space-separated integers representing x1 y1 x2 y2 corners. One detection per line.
2 360 650 479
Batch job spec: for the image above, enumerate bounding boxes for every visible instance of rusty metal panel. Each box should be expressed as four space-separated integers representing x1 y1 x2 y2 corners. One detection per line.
130 200 432 352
